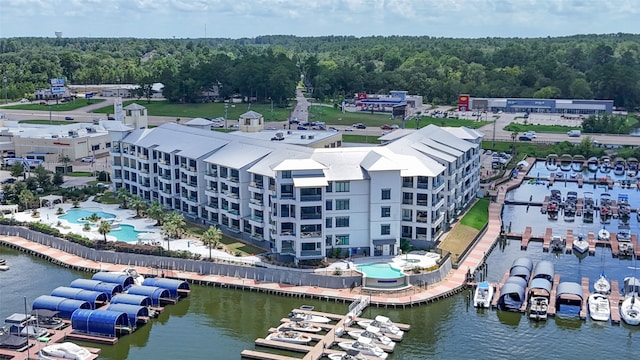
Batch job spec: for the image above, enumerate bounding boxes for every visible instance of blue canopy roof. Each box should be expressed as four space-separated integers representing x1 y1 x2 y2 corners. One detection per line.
127 286 171 306
50 286 108 309
529 278 552 294
69 279 123 300
509 266 531 281
532 260 555 281
32 295 91 319
106 304 149 326
510 257 533 273
505 276 527 288
142 278 190 298
71 309 130 338
92 272 135 289
110 294 152 307
556 282 583 300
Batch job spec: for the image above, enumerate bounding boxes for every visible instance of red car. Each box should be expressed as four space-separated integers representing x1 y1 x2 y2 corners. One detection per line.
380 124 392 130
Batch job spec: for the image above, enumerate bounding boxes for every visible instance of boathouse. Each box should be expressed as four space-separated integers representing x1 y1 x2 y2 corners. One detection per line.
531 260 555 283
142 278 190 298
70 309 131 338
556 282 584 311
92 272 136 289
498 276 527 311
510 257 534 282
50 286 109 309
110 294 153 307
69 279 123 300
32 295 91 318
105 304 149 326
126 285 171 306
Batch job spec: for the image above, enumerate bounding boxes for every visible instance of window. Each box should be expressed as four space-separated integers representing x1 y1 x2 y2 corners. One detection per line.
326 217 332 228
335 216 350 227
281 171 291 179
105 142 111 148
335 199 350 210
381 189 391 200
381 206 391 218
381 224 391 235
336 235 349 245
402 192 413 205
91 144 100 151
325 200 332 210
335 181 350 192
326 182 333 193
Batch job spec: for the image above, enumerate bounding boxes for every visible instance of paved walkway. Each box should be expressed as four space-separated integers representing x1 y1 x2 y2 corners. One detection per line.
0 159 532 306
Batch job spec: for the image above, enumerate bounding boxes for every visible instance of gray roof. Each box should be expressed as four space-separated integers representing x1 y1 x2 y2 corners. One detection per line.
532 260 555 279
510 257 534 273
505 276 528 288
204 142 272 169
185 118 213 126
556 282 583 300
529 278 552 293
499 282 526 298
124 103 146 110
441 126 484 140
122 124 227 159
509 266 531 280
240 110 263 119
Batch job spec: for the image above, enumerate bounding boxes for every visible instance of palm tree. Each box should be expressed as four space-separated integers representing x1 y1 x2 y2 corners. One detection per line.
129 195 147 218
116 187 130 209
161 212 186 251
146 201 164 226
201 226 222 260
98 220 111 242
18 189 35 211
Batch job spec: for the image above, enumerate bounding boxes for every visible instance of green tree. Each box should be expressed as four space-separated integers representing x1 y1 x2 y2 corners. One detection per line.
18 189 35 211
52 172 64 187
116 187 130 208
129 195 146 218
161 212 186 251
33 165 51 190
9 162 25 179
201 226 222 260
97 220 111 242
145 200 164 226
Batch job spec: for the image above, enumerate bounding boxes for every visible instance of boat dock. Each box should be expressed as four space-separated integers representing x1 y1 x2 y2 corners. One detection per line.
564 230 574 254
546 274 561 317
609 280 622 324
242 298 410 360
580 277 589 319
587 232 596 255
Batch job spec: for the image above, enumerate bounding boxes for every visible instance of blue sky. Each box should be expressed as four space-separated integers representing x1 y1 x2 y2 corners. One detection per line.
0 0 638 39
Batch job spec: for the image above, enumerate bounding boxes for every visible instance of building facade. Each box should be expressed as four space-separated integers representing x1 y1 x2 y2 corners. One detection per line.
110 123 482 264
458 95 614 115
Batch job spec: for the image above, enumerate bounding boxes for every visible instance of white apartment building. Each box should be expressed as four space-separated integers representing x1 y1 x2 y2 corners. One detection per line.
110 123 482 264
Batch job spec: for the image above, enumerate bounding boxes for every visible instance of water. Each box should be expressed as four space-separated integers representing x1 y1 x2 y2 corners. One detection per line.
109 225 142 243
356 263 404 279
58 208 116 224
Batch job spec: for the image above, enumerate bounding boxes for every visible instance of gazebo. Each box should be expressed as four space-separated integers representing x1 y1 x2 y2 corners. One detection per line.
40 195 63 208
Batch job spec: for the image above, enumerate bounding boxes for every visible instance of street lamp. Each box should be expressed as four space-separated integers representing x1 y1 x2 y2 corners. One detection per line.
224 102 229 129
2 76 7 104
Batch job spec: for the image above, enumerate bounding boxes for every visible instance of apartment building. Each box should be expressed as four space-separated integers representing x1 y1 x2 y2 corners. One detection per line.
110 123 482 264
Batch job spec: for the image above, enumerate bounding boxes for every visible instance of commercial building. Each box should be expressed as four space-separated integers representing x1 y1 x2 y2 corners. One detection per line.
348 91 424 119
109 107 482 264
458 95 613 115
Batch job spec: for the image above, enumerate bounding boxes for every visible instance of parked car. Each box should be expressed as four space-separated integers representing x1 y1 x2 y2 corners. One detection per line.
107 116 116 120
81 157 94 163
297 126 308 130
19 98 29 103
1 178 16 184
64 116 74 120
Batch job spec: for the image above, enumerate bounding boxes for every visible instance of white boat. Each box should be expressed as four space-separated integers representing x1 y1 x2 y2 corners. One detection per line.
278 321 322 333
289 311 331 324
328 350 368 360
0 259 8 271
473 282 494 308
38 342 92 360
588 293 610 322
265 331 312 344
338 337 388 359
528 296 549 321
572 236 589 254
594 273 611 295
119 267 144 286
587 157 599 172
597 228 610 241
357 315 403 336
620 295 640 326
348 326 393 346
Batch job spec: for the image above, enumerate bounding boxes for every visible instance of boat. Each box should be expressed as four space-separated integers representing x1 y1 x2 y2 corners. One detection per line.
550 235 564 252
31 309 64 330
564 191 577 222
0 332 28 350
594 273 611 295
38 342 92 360
587 157 599 172
357 315 403 336
328 350 368 360
588 293 610 322
0 259 8 271
620 295 640 326
572 235 589 254
627 157 638 177
598 227 610 241
118 267 144 286
338 337 388 359
599 193 612 224
497 276 527 311
600 156 611 173
559 154 572 172
4 313 49 339
348 326 394 346
528 296 549 321
278 321 322 333
572 155 585 172
617 225 633 257
547 190 561 220
613 157 626 176
473 281 494 308
289 311 331 324
545 154 558 171
265 330 312 344
583 192 594 223
617 194 631 221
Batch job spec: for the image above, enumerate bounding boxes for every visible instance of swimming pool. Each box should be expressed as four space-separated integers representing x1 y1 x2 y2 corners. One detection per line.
58 208 116 224
109 224 142 243
356 263 405 279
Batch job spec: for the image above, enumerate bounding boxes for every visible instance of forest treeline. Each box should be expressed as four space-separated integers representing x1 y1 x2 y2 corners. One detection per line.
0 34 639 108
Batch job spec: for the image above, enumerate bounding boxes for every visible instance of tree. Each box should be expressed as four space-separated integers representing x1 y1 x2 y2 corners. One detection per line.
9 162 25 179
201 226 222 260
146 201 164 226
129 195 146 218
116 187 130 208
33 165 52 191
52 172 64 187
18 189 35 211
161 212 186 251
59 155 71 174
97 220 111 242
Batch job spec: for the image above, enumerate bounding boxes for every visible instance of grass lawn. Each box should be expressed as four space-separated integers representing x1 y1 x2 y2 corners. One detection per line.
91 100 295 122
184 222 267 256
3 99 104 111
19 120 73 125
342 134 383 144
460 198 489 230
503 123 581 133
65 172 94 177
438 199 489 263
94 191 119 205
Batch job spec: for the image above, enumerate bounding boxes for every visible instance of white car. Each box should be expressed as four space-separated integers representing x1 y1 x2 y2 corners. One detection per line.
81 157 93 163
344 127 354 132
523 131 536 138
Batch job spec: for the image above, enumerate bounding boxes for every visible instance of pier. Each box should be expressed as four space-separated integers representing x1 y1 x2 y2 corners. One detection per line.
609 280 622 324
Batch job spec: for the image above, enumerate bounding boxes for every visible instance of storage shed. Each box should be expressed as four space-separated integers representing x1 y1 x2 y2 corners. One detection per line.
50 286 109 309
69 279 123 300
32 295 91 319
110 294 152 307
70 309 130 338
92 272 136 289
105 304 149 326
142 278 190 298
126 286 171 306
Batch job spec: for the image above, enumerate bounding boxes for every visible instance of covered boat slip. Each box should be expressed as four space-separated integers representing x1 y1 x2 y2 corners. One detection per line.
531 260 555 283
142 278 190 298
555 281 587 318
50 286 109 309
92 272 136 289
32 295 91 318
497 276 527 311
69 279 123 300
126 285 174 306
105 304 150 325
70 309 132 338
110 293 153 307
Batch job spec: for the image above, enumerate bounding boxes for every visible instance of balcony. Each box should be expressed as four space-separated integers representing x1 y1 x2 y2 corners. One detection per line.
417 182 429 189
249 198 263 206
222 190 239 200
205 171 218 177
300 250 322 257
249 181 264 189
250 215 263 223
207 202 219 209
300 231 322 238
300 195 322 202
280 193 295 200
225 176 239 184
300 213 322 220
183 196 199 204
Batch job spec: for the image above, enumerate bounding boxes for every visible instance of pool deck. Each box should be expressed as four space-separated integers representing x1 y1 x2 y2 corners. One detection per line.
0 164 525 306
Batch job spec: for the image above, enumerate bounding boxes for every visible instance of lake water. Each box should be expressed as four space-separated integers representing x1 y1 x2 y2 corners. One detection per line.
2 167 640 359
